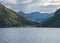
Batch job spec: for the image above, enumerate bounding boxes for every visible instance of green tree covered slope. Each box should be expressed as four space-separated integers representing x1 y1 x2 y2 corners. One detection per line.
42 8 60 27
0 3 41 28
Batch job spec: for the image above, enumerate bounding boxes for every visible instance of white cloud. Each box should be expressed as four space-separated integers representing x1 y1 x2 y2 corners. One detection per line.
44 0 60 6
5 0 17 4
21 0 33 4
0 0 60 13
23 0 60 13
36 0 60 6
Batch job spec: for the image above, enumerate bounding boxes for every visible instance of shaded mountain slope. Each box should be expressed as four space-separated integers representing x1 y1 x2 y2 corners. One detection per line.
0 3 41 28
42 8 60 27
18 11 54 22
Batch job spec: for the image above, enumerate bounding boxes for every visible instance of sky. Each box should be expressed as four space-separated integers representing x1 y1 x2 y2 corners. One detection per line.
0 0 60 13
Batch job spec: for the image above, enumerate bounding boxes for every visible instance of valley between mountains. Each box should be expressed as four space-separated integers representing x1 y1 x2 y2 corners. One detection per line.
0 3 60 28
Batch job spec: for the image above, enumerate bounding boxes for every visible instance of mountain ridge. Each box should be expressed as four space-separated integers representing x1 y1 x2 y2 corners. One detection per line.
0 3 41 28
18 11 54 22
42 8 60 27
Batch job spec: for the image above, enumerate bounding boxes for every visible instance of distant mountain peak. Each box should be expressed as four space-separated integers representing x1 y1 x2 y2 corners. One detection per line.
31 12 40 13
18 11 25 15
18 10 54 23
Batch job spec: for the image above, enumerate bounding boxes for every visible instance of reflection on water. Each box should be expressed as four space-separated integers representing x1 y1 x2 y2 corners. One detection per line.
0 28 60 43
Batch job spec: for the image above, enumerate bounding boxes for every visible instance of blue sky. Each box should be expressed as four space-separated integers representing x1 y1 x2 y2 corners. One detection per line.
0 0 60 13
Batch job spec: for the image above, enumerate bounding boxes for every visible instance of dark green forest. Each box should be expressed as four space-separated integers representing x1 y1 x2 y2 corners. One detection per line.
42 8 60 27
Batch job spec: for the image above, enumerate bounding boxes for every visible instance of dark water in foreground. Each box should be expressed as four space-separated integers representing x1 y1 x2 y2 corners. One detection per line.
0 28 60 43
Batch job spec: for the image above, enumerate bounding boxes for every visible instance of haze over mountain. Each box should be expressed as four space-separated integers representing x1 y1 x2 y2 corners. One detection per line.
42 8 60 27
0 3 41 28
18 11 54 22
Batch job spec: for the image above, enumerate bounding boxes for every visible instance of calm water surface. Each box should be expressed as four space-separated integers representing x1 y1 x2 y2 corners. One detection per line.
0 28 60 43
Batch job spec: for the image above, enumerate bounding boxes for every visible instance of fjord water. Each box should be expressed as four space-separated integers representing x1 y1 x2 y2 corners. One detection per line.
0 28 60 43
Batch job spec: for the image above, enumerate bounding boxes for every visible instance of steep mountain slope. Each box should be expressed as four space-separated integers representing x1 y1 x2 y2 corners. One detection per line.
18 11 54 22
0 3 41 28
42 8 60 27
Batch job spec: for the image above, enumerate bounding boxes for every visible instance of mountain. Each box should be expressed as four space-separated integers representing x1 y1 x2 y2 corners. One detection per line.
42 8 60 27
18 11 54 22
0 3 41 28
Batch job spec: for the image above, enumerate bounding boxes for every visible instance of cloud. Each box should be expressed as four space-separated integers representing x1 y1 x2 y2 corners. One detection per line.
0 0 60 13
21 0 33 4
20 0 60 13
1 0 17 4
6 0 17 4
